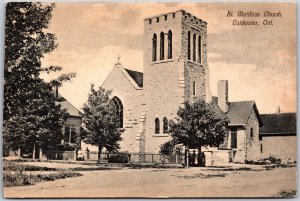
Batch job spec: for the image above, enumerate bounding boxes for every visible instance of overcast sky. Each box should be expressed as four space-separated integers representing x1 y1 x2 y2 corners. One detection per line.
41 2 296 114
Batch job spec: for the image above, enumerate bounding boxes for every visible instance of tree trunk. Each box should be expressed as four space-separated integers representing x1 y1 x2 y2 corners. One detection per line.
198 146 201 167
186 145 189 168
97 145 103 163
32 144 36 160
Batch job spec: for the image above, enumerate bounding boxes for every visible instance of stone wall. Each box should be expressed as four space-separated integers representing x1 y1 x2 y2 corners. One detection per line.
232 128 246 163
245 108 260 162
181 11 207 102
102 65 144 153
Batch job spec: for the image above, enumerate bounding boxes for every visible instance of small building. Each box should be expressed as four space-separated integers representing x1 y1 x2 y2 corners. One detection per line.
6 94 82 159
57 94 82 148
205 80 263 164
259 112 296 162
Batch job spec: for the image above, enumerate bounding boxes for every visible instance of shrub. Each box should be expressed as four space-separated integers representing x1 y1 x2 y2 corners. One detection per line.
108 153 130 163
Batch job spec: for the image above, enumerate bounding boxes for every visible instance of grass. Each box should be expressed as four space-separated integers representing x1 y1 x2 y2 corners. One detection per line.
3 161 82 187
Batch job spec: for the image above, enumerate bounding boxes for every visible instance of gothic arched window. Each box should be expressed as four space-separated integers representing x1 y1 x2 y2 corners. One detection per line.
193 81 196 95
198 35 201 63
155 118 160 134
163 117 168 133
193 33 196 62
167 30 172 59
250 128 254 138
187 31 191 60
112 96 123 128
160 32 165 60
152 33 157 62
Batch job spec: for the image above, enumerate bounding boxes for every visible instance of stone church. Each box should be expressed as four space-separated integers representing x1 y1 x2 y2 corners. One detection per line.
94 10 262 163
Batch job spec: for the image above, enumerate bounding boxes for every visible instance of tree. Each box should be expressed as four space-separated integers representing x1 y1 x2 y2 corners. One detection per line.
4 2 76 157
82 85 122 162
160 99 228 166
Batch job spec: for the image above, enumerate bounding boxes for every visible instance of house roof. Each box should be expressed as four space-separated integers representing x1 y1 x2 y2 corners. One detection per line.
212 96 263 127
260 113 296 135
57 95 82 117
124 68 143 87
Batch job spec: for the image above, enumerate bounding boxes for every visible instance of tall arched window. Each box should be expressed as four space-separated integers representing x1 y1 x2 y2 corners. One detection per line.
152 33 157 62
163 117 168 133
187 31 191 60
198 35 201 63
167 30 172 59
193 81 196 95
160 32 165 60
193 33 196 62
112 97 123 128
155 118 160 134
250 128 254 138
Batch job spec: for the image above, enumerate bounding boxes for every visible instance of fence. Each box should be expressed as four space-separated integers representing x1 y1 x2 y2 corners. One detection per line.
43 150 76 161
43 149 185 164
130 153 185 164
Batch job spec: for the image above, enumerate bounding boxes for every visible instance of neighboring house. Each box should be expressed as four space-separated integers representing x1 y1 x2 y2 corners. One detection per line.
91 10 263 164
259 112 296 162
57 94 82 148
7 93 82 159
211 80 263 163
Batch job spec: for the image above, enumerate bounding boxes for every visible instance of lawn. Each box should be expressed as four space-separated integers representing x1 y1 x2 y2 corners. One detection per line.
3 160 297 198
3 160 82 187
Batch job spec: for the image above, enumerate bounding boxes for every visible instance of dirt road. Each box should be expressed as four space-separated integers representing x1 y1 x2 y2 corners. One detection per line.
4 166 296 198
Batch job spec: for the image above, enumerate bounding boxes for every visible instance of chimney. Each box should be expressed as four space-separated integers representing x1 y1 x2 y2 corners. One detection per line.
218 80 229 113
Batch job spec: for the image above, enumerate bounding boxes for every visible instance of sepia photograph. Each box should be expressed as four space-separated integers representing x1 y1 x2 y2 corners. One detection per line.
2 1 297 198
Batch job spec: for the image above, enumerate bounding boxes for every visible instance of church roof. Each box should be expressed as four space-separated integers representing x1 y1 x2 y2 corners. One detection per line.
212 97 263 127
124 68 143 87
259 113 296 135
102 63 142 90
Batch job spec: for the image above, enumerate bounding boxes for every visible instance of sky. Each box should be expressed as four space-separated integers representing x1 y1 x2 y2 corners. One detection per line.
41 2 296 114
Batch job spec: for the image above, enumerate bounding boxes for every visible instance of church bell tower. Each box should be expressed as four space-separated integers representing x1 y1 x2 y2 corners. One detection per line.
142 10 211 153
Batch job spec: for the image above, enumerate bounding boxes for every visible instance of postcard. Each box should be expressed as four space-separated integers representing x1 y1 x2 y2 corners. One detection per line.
3 1 296 198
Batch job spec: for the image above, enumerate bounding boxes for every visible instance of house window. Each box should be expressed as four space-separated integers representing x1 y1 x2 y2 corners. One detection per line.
160 32 164 60
260 144 263 153
231 128 237 148
198 35 201 63
164 15 167 20
155 118 160 134
192 81 196 95
163 117 168 133
149 19 152 24
64 125 77 144
152 33 157 62
250 128 253 138
187 31 191 60
167 30 172 59
193 33 196 62
112 96 123 128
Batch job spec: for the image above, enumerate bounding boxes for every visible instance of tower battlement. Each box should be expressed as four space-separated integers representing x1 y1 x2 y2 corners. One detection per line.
144 10 207 28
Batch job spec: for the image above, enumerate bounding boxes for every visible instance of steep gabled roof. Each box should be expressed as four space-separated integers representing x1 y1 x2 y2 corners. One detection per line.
124 68 143 87
212 97 263 127
260 113 296 135
102 63 143 90
57 95 81 117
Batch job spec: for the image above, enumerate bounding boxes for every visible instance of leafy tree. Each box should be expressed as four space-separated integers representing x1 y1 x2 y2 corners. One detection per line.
82 85 122 162
160 99 228 164
4 2 76 156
